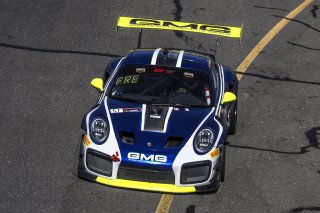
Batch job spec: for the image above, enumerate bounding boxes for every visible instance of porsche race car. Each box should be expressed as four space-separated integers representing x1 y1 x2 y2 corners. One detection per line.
78 17 241 193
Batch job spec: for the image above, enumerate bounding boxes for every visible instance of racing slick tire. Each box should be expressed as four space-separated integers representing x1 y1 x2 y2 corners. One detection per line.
227 101 237 135
220 145 226 182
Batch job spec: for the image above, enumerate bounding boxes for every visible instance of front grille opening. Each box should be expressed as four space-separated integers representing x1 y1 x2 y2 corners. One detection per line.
165 136 184 148
181 161 211 184
120 131 135 145
86 149 112 177
117 167 175 184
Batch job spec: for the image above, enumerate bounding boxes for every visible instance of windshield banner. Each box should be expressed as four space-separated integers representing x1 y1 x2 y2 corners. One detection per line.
117 16 242 38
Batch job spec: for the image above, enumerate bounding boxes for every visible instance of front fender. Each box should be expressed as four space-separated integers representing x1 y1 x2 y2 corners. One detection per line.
222 65 237 91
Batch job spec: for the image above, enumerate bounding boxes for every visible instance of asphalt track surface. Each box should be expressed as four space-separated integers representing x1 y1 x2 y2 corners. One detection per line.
0 0 319 212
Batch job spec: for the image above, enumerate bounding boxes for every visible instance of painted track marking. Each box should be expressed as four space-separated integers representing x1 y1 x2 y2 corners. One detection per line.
155 194 173 213
156 0 314 212
236 0 314 80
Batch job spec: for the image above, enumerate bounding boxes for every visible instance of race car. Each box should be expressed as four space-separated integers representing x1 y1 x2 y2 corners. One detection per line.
78 17 241 193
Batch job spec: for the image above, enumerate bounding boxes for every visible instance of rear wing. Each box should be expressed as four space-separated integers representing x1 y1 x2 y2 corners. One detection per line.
117 16 243 39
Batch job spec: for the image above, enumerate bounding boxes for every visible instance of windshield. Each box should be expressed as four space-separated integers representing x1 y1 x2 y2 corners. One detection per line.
107 64 214 107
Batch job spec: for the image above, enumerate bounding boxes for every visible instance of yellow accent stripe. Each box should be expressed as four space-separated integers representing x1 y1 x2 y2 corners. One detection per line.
117 16 242 38
96 177 196 193
236 0 314 80
155 195 173 213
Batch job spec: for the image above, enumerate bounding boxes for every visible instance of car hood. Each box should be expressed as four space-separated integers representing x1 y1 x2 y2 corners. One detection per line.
104 97 214 170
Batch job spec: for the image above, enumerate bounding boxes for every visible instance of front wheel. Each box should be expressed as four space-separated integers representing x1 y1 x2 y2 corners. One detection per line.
220 145 226 182
227 100 237 135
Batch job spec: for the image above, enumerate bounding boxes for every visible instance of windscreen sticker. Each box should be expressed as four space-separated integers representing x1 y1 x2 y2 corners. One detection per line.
110 107 142 113
116 75 139 85
154 68 165 73
166 70 175 75
136 68 146 73
184 72 194 78
177 88 187 94
153 68 175 75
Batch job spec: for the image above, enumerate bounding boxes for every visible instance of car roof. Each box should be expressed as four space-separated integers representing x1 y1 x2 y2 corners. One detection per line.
122 48 215 73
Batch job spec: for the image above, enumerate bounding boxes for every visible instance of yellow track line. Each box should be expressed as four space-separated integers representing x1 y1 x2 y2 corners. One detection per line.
236 0 314 80
155 194 173 213
156 0 314 212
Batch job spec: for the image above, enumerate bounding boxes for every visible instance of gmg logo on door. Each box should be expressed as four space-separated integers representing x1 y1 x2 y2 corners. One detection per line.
127 152 167 163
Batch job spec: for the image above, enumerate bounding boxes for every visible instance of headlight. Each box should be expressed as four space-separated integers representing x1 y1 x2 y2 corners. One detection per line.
91 118 109 142
193 128 214 153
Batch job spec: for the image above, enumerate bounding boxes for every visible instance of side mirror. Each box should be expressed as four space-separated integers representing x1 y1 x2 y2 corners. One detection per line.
90 78 104 92
221 92 237 105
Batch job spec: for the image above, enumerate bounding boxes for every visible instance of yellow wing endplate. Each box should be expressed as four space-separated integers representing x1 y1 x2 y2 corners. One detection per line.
117 16 242 38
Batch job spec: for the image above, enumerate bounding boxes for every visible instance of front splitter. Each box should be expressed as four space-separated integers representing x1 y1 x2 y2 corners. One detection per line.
96 177 196 193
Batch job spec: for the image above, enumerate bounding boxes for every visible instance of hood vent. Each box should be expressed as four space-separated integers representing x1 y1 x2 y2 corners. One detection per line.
120 131 135 145
165 136 184 148
143 105 169 132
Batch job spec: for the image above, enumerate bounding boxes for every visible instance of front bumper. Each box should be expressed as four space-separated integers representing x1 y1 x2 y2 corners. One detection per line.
78 146 221 193
78 164 219 193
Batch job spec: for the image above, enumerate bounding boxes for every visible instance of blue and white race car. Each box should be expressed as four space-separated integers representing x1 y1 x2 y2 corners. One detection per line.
78 17 241 193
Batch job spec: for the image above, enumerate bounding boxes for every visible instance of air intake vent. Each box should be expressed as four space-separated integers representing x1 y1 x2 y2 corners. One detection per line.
117 167 175 184
86 149 112 177
181 161 211 184
165 136 184 148
120 131 135 145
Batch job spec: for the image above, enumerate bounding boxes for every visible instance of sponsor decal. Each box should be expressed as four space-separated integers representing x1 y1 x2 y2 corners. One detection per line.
210 148 220 158
173 107 179 111
136 68 146 73
127 152 167 163
123 107 142 112
153 68 175 75
117 17 243 38
110 107 142 113
112 151 120 162
83 135 91 147
184 72 194 78
150 114 161 119
185 108 190 112
110 108 124 113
